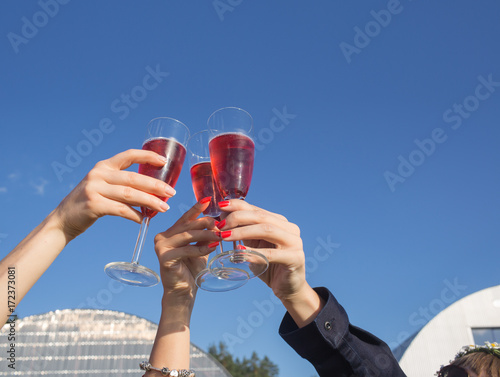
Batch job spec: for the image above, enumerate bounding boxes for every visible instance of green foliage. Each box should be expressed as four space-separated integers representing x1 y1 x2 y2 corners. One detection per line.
208 341 279 377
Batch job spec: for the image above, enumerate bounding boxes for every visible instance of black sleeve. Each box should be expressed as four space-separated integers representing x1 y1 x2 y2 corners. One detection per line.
279 287 407 377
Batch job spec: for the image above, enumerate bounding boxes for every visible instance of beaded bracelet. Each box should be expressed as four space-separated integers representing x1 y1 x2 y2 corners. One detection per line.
140 361 195 377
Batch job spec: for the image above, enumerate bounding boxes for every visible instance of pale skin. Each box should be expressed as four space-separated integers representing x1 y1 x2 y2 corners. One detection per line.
0 149 176 320
0 146 324 373
147 199 325 373
216 199 325 328
147 200 219 373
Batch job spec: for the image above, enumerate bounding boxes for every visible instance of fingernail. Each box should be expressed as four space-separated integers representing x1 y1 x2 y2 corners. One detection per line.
160 202 170 211
208 241 219 248
157 155 168 163
215 219 226 229
200 197 211 204
220 230 231 238
218 200 230 207
236 244 246 250
165 185 176 196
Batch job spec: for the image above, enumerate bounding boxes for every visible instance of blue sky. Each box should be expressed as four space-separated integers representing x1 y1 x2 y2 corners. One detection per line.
1 1 500 376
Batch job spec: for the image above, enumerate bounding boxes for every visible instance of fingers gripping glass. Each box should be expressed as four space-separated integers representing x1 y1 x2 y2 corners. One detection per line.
104 117 190 287
207 107 269 280
437 365 471 377
188 130 248 291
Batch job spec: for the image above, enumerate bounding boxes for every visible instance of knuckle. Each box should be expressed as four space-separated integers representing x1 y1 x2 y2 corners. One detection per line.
92 160 106 170
123 148 138 159
291 223 301 236
122 186 133 201
122 186 133 202
153 233 163 245
116 203 129 217
125 171 139 187
277 213 288 222
204 217 216 228
182 230 194 240
262 223 274 233
153 237 170 255
82 182 99 203
200 245 211 256
86 167 101 182
256 210 268 223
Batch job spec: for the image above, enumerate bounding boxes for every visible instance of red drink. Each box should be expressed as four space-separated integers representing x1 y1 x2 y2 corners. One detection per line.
139 137 186 218
190 162 223 217
209 132 254 200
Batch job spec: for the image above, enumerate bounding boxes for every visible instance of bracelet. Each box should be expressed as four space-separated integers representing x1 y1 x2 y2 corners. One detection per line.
140 361 195 377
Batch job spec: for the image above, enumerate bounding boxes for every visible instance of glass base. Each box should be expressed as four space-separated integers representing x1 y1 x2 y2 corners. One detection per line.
104 261 160 287
195 267 249 292
209 249 269 280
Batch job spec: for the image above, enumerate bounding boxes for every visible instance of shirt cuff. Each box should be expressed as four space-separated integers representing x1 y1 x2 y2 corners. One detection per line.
278 287 350 361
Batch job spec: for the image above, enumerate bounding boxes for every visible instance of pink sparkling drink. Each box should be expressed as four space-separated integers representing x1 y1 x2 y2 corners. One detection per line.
208 133 255 200
190 161 223 217
139 137 186 218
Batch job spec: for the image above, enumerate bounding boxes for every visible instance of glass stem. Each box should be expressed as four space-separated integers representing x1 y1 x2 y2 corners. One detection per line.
131 216 150 265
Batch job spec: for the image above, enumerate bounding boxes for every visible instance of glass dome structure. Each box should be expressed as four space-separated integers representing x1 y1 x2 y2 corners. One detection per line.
0 309 232 376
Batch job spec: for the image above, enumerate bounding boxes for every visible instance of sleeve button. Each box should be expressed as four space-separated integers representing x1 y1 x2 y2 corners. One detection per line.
324 321 332 330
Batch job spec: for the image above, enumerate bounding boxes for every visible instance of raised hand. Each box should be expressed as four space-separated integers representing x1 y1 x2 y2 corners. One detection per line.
54 149 176 241
153 199 220 299
216 200 324 327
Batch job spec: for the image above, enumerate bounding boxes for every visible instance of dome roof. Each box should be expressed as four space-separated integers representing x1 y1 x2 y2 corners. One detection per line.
398 284 500 377
0 309 232 376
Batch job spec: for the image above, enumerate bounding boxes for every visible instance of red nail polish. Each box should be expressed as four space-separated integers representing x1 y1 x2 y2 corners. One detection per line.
236 245 246 250
218 200 230 207
220 230 232 238
200 197 211 204
208 241 219 248
215 219 226 229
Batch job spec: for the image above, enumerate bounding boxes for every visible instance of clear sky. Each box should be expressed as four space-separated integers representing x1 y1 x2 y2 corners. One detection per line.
1 1 499 376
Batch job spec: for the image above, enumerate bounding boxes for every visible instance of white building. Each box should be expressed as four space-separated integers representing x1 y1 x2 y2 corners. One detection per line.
396 285 500 377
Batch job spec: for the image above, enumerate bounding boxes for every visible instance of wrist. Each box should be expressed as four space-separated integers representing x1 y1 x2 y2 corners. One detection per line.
50 205 83 243
279 284 324 328
160 291 196 324
149 294 194 372
35 209 72 246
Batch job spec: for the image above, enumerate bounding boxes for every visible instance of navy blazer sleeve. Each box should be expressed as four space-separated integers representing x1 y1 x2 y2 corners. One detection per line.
279 287 407 377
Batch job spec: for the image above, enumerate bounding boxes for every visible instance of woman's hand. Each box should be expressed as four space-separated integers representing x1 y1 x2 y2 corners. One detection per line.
53 149 176 241
149 200 221 373
217 200 305 301
217 200 324 327
153 200 220 303
0 149 176 320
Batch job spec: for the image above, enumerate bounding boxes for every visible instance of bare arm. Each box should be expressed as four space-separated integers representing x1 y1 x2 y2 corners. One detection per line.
0 149 175 319
145 200 220 375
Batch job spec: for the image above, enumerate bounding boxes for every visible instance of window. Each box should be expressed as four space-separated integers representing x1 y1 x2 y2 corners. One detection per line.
472 328 500 345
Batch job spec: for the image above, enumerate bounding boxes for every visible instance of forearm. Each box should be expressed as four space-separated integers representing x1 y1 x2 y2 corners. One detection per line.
147 293 195 374
0 210 68 318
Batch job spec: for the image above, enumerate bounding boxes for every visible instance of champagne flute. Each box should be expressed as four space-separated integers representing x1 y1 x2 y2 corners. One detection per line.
104 117 190 287
207 107 269 279
188 130 249 291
